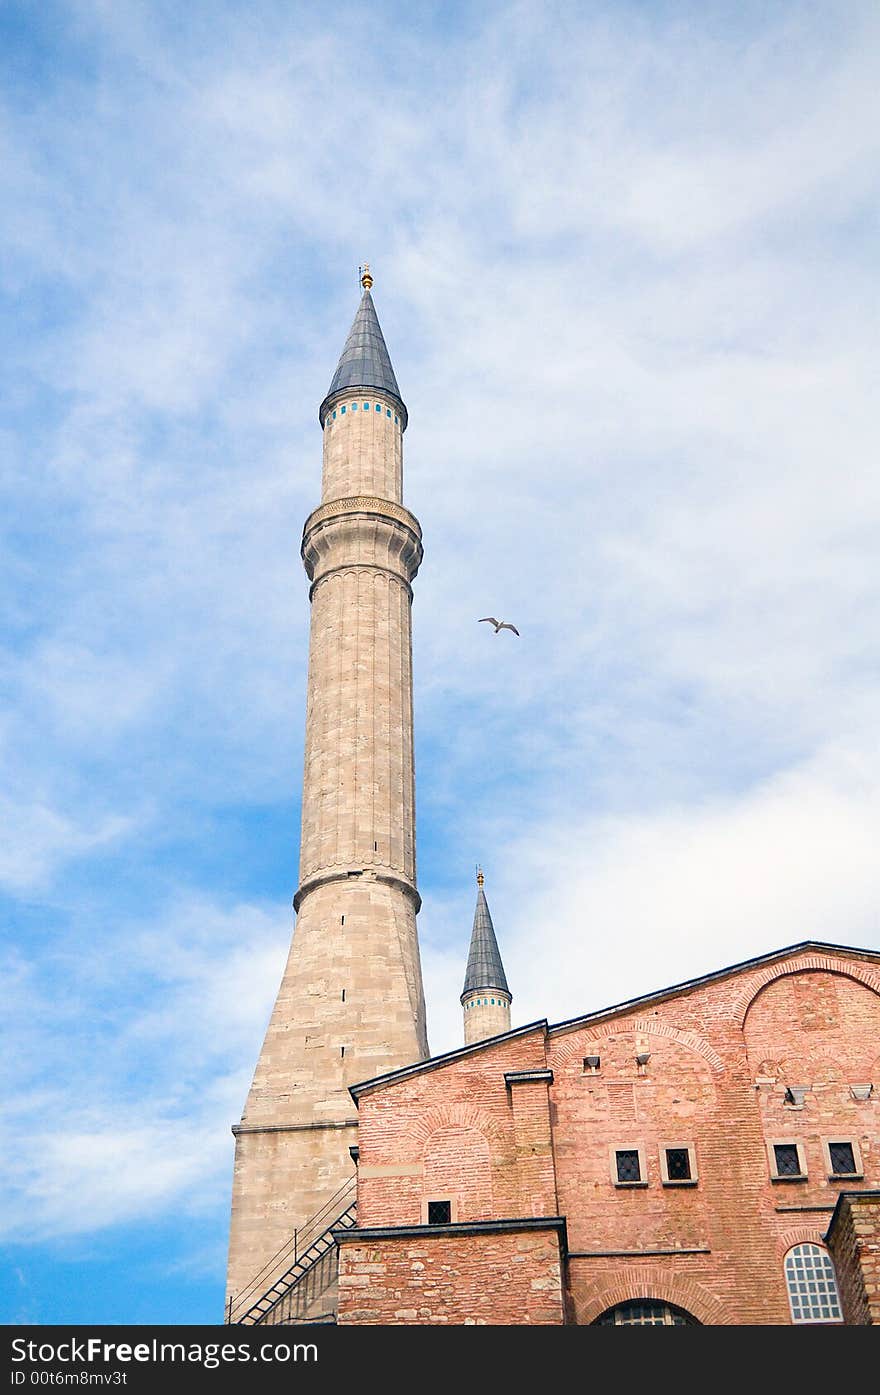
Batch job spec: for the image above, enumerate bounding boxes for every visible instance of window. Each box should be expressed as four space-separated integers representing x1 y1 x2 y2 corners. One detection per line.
774 1143 803 1176
332 409 337 419
828 1142 856 1176
363 401 369 410
341 405 346 414
822 1139 862 1179
596 1300 697 1326
612 1147 647 1186
426 1200 451 1225
665 1149 690 1180
784 1244 842 1323
386 408 391 417
375 403 381 411
617 1151 641 1182
661 1144 698 1185
768 1140 807 1180
352 402 357 410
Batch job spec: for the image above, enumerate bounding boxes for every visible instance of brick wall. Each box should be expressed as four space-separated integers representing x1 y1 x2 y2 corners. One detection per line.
347 949 880 1324
354 1027 552 1229
547 952 880 1324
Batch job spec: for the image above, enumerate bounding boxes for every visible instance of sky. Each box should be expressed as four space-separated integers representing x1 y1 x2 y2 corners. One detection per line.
2 0 879 1326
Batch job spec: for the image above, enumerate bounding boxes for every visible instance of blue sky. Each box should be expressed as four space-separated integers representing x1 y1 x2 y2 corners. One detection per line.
2 0 879 1324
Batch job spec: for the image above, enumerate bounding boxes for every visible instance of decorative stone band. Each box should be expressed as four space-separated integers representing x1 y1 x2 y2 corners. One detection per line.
462 989 513 1007
293 865 422 914
308 563 414 603
301 496 423 587
305 495 422 535
231 1119 359 1136
569 1246 710 1258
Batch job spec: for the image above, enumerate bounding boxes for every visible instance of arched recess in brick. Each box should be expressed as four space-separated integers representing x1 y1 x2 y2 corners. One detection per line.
742 966 880 1086
735 957 880 1029
575 1267 727 1326
406 1101 504 1151
423 1126 493 1222
777 1223 832 1258
549 1020 724 1074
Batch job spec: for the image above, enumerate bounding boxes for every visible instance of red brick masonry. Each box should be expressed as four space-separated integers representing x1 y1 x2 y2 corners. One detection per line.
339 945 880 1324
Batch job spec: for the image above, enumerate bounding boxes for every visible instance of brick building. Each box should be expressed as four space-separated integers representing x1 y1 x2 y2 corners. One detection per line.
337 932 880 1325
225 277 879 1327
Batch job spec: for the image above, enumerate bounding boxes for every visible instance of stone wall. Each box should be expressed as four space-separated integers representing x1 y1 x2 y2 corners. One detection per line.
338 1222 566 1325
826 1190 880 1325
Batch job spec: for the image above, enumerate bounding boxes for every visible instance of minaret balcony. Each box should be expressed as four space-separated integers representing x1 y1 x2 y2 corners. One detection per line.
301 496 423 589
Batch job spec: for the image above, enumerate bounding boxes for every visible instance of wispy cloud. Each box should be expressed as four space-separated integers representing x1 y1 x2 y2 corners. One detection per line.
1 895 289 1242
2 0 879 1308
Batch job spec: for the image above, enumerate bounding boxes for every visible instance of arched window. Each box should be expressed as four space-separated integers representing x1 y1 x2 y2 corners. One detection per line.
784 1243 842 1323
595 1300 698 1326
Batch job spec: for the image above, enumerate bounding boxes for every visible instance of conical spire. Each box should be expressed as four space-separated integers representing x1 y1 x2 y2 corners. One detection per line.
461 869 510 1001
319 270 407 428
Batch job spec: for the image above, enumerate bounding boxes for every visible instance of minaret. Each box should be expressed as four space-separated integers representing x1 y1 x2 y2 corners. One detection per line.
461 868 512 1045
226 269 429 1310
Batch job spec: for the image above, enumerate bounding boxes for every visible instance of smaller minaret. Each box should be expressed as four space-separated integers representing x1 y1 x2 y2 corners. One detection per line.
461 868 512 1045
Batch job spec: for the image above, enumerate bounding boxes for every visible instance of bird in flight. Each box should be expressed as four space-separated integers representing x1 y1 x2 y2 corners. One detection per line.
479 617 520 636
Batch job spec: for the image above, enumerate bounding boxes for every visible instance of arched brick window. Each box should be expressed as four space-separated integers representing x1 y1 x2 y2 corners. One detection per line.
783 1243 842 1323
595 1299 698 1326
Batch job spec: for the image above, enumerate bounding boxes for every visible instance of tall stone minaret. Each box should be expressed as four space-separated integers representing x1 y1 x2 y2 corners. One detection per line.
461 868 512 1044
226 268 429 1310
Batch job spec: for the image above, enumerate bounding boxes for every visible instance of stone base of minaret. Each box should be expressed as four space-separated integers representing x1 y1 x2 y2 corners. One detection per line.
226 875 427 1310
226 1121 357 1319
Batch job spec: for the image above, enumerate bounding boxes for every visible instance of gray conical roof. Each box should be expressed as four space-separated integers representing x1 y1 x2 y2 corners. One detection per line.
461 879 511 1001
319 287 407 428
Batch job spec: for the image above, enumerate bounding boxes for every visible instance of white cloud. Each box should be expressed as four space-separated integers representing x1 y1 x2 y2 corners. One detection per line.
418 735 880 1057
506 740 880 1031
0 796 132 893
2 0 879 1264
0 897 289 1241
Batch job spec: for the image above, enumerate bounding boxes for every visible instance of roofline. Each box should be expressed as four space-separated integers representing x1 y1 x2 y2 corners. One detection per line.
348 1019 548 1101
333 1216 568 1251
549 940 880 1038
825 1189 880 1242
349 940 878 1103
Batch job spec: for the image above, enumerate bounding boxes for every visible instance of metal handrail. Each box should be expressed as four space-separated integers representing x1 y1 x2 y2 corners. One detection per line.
227 1175 357 1322
248 1202 358 1326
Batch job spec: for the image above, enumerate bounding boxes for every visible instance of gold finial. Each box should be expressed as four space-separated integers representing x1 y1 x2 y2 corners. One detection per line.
476 866 484 887
361 263 373 290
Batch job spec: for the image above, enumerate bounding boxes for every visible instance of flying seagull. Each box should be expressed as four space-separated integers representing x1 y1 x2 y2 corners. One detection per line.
479 617 520 636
